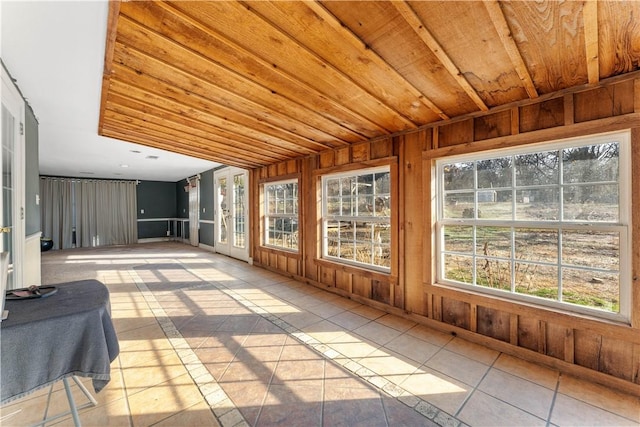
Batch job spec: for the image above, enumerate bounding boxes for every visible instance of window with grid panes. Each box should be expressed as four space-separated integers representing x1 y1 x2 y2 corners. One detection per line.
264 179 299 251
322 167 391 271
435 131 631 322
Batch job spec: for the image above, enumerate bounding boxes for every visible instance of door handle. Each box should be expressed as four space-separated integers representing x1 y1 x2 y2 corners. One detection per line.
0 227 10 233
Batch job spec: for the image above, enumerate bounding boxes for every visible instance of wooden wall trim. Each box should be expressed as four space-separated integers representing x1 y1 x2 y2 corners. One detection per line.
632 127 640 329
311 156 397 176
425 285 640 344
424 112 639 160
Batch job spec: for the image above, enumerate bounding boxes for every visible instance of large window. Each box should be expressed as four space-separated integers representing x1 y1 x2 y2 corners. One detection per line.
322 167 391 271
436 131 630 321
264 179 298 251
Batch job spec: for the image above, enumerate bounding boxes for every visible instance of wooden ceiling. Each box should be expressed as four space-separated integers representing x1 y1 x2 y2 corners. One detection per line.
98 1 640 170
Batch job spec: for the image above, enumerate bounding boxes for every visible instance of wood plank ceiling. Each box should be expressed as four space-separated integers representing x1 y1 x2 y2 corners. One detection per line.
99 1 640 170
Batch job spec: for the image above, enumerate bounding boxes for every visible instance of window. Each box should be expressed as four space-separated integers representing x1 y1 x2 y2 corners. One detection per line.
264 179 299 251
436 131 630 321
322 167 391 271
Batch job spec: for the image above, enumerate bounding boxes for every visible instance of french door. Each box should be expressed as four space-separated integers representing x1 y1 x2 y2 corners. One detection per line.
1 66 25 290
214 167 249 261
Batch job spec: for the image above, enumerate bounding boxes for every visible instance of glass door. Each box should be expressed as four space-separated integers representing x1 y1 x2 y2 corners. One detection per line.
1 67 25 290
214 167 249 261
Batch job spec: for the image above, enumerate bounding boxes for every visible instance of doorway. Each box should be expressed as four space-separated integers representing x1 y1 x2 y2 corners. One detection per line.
214 167 249 262
1 66 25 290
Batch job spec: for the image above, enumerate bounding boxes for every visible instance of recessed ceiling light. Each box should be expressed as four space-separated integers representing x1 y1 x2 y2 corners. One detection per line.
130 150 141 154
145 155 159 160
114 172 123 176
79 171 95 175
120 164 129 168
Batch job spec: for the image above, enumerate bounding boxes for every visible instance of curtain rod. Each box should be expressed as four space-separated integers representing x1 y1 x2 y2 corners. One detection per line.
40 176 137 184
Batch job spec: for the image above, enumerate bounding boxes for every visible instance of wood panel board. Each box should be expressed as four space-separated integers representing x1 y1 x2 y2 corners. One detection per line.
321 1 477 118
168 1 414 132
247 1 441 125
501 0 588 94
410 1 528 107
119 1 372 143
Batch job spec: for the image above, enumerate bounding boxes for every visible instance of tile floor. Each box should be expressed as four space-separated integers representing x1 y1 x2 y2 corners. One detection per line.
1 242 638 427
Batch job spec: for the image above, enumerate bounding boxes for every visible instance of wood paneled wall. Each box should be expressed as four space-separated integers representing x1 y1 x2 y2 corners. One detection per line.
250 73 640 396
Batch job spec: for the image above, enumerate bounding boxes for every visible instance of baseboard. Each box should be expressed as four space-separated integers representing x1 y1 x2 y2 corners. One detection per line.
138 237 172 243
198 243 216 252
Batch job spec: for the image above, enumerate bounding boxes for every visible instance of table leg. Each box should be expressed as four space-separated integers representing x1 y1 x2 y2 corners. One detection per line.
62 377 81 427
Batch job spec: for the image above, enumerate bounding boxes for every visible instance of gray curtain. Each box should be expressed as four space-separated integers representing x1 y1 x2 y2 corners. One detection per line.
40 178 73 249
40 177 137 249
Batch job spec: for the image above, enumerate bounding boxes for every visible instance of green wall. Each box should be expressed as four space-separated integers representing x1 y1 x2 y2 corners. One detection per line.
136 180 177 239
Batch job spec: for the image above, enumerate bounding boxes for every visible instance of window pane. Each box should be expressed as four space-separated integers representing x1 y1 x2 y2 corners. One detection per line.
563 143 619 183
476 258 511 291
477 157 512 189
357 195 374 216
515 228 558 264
444 192 474 218
477 190 512 220
326 178 340 197
375 196 390 217
341 177 354 195
443 225 473 254
375 172 390 194
515 151 559 186
443 162 474 190
563 184 618 222
476 227 511 258
341 197 353 216
516 188 559 220
514 263 558 301
326 196 340 216
443 254 473 284
357 175 374 195
562 230 619 270
562 268 619 312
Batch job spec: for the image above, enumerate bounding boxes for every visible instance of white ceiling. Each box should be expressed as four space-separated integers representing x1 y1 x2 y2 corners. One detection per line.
0 0 220 182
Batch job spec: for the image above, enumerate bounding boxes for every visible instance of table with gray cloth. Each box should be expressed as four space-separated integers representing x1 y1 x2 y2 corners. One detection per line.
1 279 119 404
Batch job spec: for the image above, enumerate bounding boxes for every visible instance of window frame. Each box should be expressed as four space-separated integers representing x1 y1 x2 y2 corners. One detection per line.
321 165 391 272
262 178 299 252
434 130 631 323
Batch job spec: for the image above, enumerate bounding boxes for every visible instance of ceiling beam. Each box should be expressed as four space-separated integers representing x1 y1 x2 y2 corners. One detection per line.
392 0 489 112
97 0 121 134
483 0 539 98
582 0 600 85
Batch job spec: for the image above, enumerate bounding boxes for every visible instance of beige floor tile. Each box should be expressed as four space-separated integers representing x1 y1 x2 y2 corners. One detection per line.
116 323 175 353
59 396 132 427
399 368 471 415
350 305 386 320
383 333 440 364
280 310 322 329
328 310 371 331
458 390 547 426
301 319 348 343
550 393 638 426
557 375 640 422
493 353 559 390
152 400 220 427
305 301 346 319
358 348 421 377
376 314 417 332
327 333 379 359
405 324 453 347
478 368 554 419
443 337 500 365
120 351 189 395
424 348 491 387
126 373 205 427
354 321 403 346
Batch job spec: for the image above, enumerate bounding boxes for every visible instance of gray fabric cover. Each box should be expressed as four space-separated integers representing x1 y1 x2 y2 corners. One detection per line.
1 280 119 403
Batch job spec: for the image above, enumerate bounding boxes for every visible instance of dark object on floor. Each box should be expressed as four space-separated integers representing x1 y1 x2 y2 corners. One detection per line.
6 285 58 300
40 238 53 252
